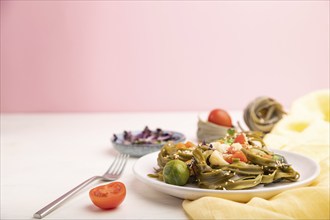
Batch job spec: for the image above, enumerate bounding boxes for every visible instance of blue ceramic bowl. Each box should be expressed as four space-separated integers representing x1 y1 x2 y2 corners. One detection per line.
111 130 186 157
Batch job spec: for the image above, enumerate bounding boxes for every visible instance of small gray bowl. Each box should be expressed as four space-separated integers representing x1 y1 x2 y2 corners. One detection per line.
111 130 186 157
197 118 231 143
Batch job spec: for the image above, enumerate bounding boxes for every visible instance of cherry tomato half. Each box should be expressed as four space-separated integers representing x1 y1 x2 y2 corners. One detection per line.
208 109 232 127
176 141 196 149
234 134 247 144
224 151 248 163
89 182 126 209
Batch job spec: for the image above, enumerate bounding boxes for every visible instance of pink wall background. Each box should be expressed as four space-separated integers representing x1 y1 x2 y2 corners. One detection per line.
1 1 329 113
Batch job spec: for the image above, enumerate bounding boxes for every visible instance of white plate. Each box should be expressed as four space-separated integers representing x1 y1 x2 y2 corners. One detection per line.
133 149 320 202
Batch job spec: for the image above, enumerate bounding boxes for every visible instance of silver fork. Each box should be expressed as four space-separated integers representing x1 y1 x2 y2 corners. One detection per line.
33 154 129 219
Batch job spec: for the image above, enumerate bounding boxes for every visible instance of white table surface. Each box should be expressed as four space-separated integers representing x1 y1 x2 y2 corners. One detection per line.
1 111 243 219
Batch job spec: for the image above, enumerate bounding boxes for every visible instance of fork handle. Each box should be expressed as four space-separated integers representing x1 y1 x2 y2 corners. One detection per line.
33 176 99 219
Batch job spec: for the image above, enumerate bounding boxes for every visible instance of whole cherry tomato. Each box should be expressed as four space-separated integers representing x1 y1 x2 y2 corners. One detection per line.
208 109 232 127
89 182 126 209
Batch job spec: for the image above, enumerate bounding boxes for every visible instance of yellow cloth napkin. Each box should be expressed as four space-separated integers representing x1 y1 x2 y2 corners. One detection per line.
183 89 330 219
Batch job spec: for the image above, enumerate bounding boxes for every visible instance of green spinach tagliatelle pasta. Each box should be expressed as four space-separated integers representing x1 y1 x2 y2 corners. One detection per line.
149 130 300 190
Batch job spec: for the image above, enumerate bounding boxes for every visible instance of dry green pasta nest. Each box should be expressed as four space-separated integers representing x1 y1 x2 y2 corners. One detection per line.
244 96 286 133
